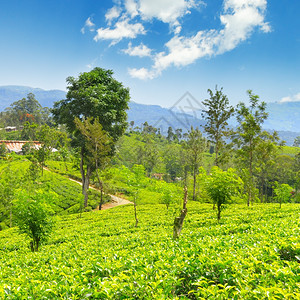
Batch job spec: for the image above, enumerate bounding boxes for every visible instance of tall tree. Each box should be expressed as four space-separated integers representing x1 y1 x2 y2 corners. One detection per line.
233 90 268 206
4 93 50 126
255 131 281 202
202 87 234 167
183 127 206 201
52 67 130 207
75 117 112 209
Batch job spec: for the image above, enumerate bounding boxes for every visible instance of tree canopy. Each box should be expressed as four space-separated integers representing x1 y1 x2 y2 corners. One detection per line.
52 67 130 207
52 67 130 143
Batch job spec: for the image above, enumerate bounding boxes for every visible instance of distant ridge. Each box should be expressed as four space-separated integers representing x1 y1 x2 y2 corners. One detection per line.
0 85 299 145
0 85 66 111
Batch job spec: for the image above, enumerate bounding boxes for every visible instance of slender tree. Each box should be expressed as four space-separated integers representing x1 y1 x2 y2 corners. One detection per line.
233 90 268 206
183 127 206 201
75 117 112 209
202 86 234 166
255 131 282 202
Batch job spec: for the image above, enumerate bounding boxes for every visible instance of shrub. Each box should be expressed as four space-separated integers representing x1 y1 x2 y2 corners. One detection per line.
13 190 55 252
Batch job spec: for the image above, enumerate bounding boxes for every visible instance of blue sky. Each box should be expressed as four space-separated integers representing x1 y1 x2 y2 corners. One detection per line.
0 0 299 107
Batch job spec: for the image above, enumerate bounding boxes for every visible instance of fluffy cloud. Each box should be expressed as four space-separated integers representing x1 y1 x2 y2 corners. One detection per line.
94 19 145 43
279 93 300 103
136 0 197 24
130 0 271 79
105 6 122 24
91 0 198 44
87 0 271 79
123 42 152 57
128 67 156 80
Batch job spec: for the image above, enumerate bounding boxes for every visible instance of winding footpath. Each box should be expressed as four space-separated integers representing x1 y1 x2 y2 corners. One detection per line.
68 178 132 210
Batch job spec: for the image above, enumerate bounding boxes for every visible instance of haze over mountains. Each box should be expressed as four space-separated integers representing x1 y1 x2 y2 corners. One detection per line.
0 85 299 145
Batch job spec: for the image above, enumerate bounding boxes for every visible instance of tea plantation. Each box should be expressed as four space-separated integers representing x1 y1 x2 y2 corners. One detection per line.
0 202 300 299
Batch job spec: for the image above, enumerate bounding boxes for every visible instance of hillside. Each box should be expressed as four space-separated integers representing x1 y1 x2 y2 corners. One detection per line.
265 101 300 132
0 158 104 229
128 101 206 134
0 202 299 298
0 85 65 110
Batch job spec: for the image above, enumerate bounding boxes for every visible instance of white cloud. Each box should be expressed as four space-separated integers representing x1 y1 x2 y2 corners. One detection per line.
130 0 271 79
81 17 95 34
94 19 145 43
128 67 156 80
92 0 199 44
125 0 139 18
123 42 152 57
87 0 271 78
137 0 197 25
279 93 300 103
105 6 122 24
217 0 271 53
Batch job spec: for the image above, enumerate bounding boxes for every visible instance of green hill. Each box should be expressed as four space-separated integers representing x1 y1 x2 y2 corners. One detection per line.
0 202 299 298
0 158 104 229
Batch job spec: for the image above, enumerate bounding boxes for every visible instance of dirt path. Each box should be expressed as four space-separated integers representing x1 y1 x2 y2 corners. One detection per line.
68 178 132 210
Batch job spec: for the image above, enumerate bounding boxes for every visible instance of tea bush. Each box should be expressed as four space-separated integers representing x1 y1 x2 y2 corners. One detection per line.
0 203 299 298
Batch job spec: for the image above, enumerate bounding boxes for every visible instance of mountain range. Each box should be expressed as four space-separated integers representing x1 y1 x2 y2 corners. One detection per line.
0 85 299 145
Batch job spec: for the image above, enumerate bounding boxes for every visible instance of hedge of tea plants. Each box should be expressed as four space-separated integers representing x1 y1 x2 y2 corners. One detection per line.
0 202 299 299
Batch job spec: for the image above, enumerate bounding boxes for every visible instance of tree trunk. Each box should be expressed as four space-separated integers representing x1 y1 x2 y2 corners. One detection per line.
173 186 188 239
83 166 91 208
215 140 219 167
99 182 103 211
279 197 282 209
217 204 221 222
193 167 196 201
80 147 91 208
9 205 12 228
30 237 40 252
248 143 253 206
134 194 138 227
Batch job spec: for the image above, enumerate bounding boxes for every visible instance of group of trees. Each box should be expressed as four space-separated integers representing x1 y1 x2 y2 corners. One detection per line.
0 93 52 128
0 66 299 249
116 87 299 206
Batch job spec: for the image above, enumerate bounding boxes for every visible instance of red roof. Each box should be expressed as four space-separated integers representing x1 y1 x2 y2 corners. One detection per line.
0 140 41 153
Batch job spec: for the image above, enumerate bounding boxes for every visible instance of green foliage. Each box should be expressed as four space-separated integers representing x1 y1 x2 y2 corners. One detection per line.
293 136 300 147
0 143 7 158
233 90 271 205
273 182 293 208
52 67 130 207
52 67 130 143
205 167 243 220
184 127 207 201
0 203 300 298
0 164 23 228
21 121 38 140
202 86 234 166
74 117 112 173
13 190 55 251
0 159 101 221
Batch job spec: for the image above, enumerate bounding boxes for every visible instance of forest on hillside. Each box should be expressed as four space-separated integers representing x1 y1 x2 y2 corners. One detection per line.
0 71 300 220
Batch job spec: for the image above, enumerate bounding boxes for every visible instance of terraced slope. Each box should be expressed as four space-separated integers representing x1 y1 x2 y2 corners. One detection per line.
0 203 299 299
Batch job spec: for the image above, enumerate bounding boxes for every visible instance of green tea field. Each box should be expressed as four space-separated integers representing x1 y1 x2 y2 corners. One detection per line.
0 203 300 299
